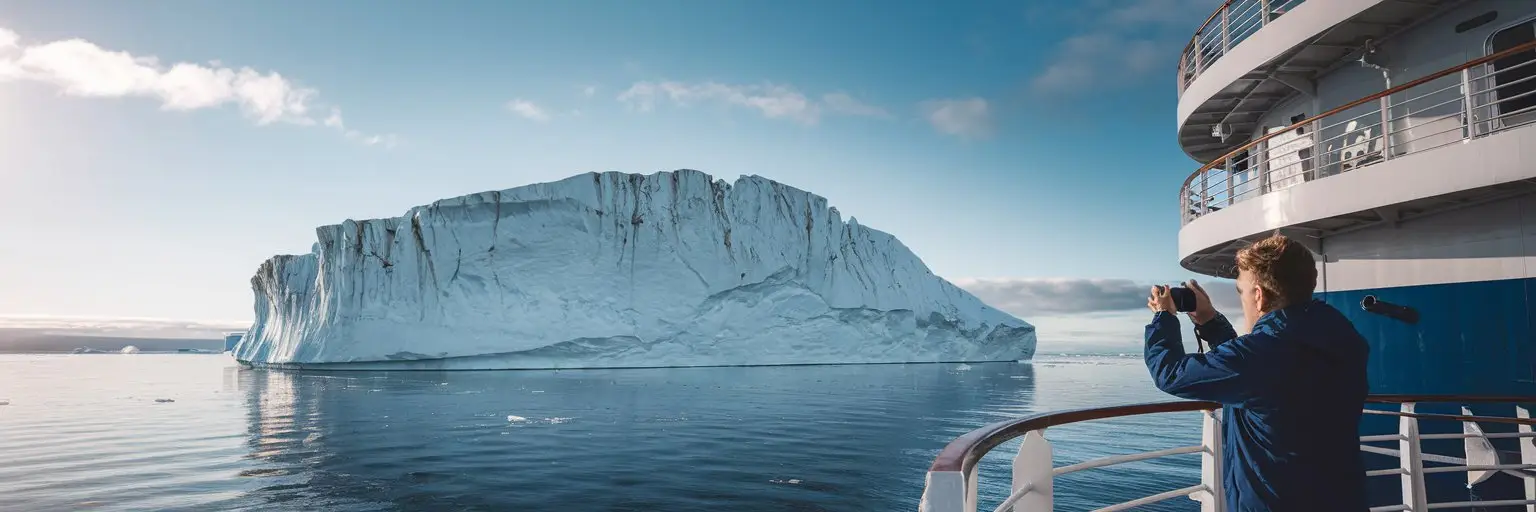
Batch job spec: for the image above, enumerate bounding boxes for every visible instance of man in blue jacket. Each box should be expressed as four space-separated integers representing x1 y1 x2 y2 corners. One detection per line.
1145 234 1370 511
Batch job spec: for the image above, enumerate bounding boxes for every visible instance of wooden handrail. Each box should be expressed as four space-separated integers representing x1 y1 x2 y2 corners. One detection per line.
1180 38 1536 195
929 394 1536 473
928 400 1218 473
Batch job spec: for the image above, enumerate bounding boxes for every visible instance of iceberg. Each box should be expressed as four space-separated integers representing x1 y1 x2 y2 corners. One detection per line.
234 170 1035 369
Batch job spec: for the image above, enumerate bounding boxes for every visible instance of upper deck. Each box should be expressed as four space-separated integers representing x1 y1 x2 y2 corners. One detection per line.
1176 0 1536 277
1178 0 1463 163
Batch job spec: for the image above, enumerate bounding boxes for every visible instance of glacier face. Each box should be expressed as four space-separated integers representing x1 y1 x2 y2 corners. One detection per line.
234 170 1035 369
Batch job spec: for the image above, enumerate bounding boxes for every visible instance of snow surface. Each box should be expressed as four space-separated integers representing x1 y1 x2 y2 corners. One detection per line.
234 170 1035 369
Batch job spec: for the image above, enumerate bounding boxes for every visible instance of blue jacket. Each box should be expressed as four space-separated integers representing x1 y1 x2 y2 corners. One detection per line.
1145 299 1370 511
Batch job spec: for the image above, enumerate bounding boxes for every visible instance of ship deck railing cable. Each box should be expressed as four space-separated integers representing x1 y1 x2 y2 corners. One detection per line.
1180 38 1536 225
1179 0 1305 94
918 395 1536 512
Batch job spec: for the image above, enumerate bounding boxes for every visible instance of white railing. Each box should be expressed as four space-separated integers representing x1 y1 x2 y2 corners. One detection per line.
1179 0 1305 94
919 396 1536 512
1181 39 1536 225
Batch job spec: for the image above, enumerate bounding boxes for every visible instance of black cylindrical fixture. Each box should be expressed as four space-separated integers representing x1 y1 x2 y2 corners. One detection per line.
1361 295 1420 324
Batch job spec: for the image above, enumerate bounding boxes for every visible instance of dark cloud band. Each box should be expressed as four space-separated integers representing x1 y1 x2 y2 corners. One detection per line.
954 277 1241 316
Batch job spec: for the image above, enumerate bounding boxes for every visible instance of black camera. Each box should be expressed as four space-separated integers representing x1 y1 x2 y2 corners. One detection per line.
1159 286 1198 312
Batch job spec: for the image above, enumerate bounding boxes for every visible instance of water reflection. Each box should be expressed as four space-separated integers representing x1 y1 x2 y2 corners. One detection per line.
0 355 1199 511
232 363 1043 510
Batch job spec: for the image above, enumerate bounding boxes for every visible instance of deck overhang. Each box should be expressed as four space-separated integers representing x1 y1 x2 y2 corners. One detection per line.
1178 124 1536 277
1177 0 1465 163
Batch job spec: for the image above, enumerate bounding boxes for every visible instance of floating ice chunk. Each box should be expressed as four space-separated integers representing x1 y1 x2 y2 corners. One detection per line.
547 417 573 424
507 415 528 422
120 345 140 354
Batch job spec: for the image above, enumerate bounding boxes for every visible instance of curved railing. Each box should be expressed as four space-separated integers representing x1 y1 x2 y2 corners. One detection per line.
1180 38 1536 225
1179 0 1305 94
919 395 1536 512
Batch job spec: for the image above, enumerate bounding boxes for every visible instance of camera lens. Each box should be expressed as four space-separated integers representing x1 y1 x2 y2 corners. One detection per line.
1168 287 1198 312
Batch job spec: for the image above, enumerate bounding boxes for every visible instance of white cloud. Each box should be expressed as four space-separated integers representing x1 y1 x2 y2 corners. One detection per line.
1031 34 1162 94
1029 0 1216 95
822 92 892 119
582 85 597 97
617 81 890 125
0 26 393 145
618 81 819 124
921 97 992 139
506 98 552 122
0 315 248 340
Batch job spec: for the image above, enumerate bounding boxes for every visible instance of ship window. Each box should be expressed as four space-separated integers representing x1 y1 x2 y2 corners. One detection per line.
1489 20 1536 118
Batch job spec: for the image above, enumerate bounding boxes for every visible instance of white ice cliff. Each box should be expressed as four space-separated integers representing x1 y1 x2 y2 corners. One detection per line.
234 170 1035 369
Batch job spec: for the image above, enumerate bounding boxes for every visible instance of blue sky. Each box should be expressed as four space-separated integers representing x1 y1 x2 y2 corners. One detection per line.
0 0 1229 345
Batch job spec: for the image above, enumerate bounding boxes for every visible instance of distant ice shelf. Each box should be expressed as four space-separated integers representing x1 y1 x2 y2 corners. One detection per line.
233 169 1036 369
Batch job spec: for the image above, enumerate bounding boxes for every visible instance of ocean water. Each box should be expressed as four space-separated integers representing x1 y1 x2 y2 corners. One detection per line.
0 354 1204 511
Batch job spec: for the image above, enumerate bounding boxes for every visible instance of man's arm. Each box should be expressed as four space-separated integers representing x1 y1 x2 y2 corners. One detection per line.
1193 314 1238 350
1144 312 1267 405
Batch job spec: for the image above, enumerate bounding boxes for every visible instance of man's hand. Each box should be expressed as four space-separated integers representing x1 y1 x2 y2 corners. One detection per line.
1186 279 1219 325
1148 286 1177 314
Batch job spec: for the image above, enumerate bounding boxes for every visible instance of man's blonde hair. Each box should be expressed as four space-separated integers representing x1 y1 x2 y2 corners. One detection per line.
1235 234 1318 310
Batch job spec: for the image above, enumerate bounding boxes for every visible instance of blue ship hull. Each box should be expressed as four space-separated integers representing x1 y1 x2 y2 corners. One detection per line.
1321 282 1534 510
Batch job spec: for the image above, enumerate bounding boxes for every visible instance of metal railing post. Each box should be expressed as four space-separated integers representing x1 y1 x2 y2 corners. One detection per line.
919 471 967 512
1258 138 1271 195
1221 7 1231 54
1260 0 1270 26
965 463 979 512
1182 185 1190 223
1399 403 1429 512
1223 156 1234 208
1226 157 1237 204
1200 171 1210 214
1198 409 1227 512
1012 430 1053 511
1462 68 1477 139
1380 95 1394 160
1519 405 1534 512
1180 54 1189 94
1194 37 1204 72
1310 119 1323 179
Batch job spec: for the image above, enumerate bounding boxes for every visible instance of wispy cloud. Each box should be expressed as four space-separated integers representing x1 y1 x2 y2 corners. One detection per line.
616 80 889 125
581 85 597 97
1103 0 1219 26
1030 0 1218 95
0 26 394 145
505 98 552 122
954 277 1239 317
822 92 892 119
323 108 398 147
0 315 248 339
921 97 992 139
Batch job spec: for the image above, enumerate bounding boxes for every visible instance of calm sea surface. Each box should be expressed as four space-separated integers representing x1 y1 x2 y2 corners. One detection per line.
0 354 1203 511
